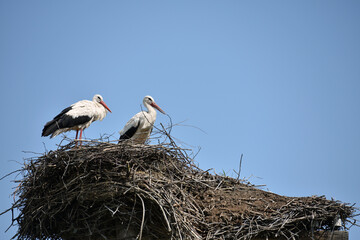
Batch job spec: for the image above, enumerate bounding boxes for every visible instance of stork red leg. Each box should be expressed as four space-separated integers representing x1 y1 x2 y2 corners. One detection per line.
79 129 83 146
74 130 79 146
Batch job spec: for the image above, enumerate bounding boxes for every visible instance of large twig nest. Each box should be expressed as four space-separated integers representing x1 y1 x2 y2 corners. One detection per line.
5 138 358 240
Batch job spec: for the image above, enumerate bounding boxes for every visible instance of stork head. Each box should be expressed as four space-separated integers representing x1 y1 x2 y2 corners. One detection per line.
93 94 112 113
144 95 165 114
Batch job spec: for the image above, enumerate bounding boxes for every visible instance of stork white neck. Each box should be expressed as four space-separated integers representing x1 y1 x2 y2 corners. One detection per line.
144 101 156 117
142 95 165 118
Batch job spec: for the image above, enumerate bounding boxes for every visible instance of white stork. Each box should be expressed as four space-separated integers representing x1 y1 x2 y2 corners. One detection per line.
42 94 111 144
119 95 165 144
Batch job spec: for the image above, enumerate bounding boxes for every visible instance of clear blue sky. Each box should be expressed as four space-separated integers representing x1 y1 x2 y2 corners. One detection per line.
1 1 359 239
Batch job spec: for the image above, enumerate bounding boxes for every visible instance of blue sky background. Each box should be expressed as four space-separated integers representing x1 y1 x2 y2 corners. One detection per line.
1 1 359 239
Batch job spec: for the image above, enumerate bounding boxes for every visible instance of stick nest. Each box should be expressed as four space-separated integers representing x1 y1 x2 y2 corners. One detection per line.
7 139 358 240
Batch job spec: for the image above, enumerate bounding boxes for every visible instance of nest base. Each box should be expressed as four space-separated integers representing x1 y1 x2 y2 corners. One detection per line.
6 141 357 240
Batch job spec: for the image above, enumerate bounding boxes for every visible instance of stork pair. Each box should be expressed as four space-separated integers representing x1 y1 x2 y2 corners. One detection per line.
41 95 165 145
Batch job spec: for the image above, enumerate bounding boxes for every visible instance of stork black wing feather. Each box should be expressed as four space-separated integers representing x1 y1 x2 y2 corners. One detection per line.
53 106 73 120
119 121 140 141
42 106 91 137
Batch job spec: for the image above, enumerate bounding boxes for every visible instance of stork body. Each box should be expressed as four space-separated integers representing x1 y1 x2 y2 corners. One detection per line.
42 94 111 142
119 96 165 144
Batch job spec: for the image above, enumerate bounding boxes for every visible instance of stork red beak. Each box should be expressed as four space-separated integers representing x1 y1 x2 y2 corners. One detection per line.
151 102 165 114
100 101 112 113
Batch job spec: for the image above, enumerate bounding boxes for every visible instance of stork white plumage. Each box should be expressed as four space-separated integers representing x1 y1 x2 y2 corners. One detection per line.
119 96 165 144
42 94 111 144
